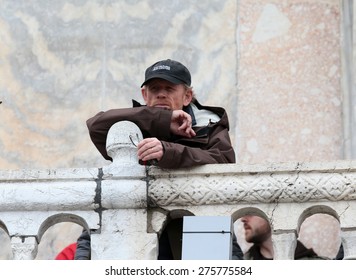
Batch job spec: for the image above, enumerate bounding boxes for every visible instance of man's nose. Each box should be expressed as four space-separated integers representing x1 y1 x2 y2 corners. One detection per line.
157 90 167 97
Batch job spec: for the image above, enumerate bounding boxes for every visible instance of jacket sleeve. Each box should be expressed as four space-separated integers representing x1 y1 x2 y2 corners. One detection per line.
86 106 172 161
231 233 244 260
74 229 91 260
158 122 235 169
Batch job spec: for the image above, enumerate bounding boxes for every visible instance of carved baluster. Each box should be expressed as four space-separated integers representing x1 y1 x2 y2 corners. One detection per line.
340 230 356 260
271 231 297 260
106 121 143 163
11 236 38 260
96 121 151 259
103 121 145 177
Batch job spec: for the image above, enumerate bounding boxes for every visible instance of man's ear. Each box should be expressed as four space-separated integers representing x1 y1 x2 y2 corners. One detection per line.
183 89 193 106
141 87 148 103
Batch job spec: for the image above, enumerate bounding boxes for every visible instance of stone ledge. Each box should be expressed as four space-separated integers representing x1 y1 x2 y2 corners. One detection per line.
148 160 356 206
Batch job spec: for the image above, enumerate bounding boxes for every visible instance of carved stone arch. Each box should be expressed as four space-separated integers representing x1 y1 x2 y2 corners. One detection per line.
297 205 339 233
159 209 194 235
232 206 269 222
37 213 89 243
0 219 9 236
157 209 194 260
297 205 341 259
0 219 12 259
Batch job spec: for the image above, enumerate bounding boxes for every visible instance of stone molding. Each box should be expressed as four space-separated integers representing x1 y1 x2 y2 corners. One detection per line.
148 162 356 206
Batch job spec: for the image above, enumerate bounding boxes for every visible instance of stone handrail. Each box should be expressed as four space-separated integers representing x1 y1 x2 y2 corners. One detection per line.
0 121 356 259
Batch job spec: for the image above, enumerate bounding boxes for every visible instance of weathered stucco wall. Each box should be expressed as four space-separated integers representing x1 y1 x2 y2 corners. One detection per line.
0 0 238 169
0 0 352 170
237 0 343 163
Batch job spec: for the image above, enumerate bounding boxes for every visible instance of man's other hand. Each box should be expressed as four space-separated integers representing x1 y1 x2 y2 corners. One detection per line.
170 110 196 138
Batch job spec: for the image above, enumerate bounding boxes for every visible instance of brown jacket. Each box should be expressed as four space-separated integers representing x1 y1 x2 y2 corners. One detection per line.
86 99 235 169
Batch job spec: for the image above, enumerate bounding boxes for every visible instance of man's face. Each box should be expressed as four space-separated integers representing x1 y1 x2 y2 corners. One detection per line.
241 215 271 244
141 78 192 110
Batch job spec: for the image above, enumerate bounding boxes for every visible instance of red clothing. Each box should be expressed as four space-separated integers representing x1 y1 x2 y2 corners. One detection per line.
55 243 77 260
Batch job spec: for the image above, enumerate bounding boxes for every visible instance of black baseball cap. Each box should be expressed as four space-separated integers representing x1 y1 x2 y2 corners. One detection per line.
141 59 191 87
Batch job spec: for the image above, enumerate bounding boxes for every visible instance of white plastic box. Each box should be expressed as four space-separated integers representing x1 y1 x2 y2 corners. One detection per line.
181 216 233 260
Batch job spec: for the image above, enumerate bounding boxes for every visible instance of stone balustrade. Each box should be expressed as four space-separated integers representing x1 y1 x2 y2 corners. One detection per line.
1 121 356 260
